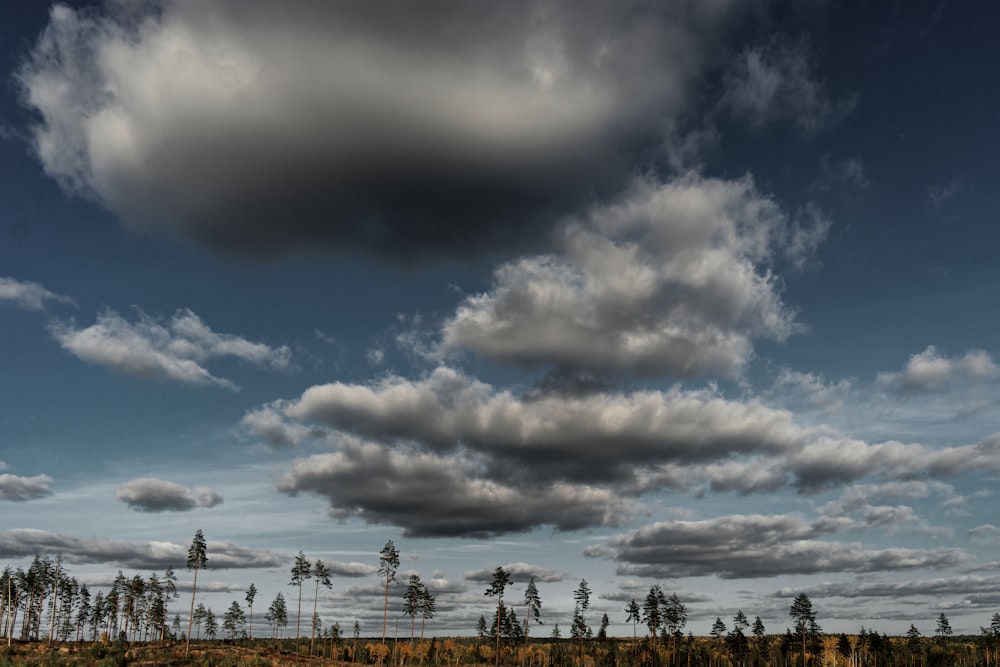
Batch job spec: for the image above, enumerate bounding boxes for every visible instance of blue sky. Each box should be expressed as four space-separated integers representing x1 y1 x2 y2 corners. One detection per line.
3 0 1000 639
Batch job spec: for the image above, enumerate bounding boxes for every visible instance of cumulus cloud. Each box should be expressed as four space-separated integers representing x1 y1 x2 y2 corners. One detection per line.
719 39 853 133
116 477 223 512
50 307 292 390
276 438 633 538
586 514 969 579
0 276 74 311
258 366 812 489
0 528 283 569
250 364 1000 536
442 175 827 379
0 472 54 501
878 346 1000 393
17 0 765 261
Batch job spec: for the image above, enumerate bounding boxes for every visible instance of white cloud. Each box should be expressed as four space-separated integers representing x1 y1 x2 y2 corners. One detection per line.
50 307 291 390
116 478 223 512
0 276 74 311
878 346 999 393
442 174 826 378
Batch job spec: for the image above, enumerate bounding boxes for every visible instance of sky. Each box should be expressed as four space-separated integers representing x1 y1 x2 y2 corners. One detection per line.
2 0 1000 639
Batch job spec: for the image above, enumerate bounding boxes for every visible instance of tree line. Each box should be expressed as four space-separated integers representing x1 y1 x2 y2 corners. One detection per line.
5 533 1000 667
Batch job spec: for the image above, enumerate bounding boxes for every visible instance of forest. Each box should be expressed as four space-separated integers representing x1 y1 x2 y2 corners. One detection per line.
3 533 1000 667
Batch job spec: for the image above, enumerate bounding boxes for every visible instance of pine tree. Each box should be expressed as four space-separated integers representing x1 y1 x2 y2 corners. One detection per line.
311 560 332 655
485 567 511 667
290 551 312 648
377 540 400 666
185 529 207 655
245 583 257 641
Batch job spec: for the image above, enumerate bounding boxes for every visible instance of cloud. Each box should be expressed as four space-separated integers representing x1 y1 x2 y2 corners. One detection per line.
241 404 319 448
17 0 765 261
327 561 378 578
586 514 969 579
811 155 869 191
463 562 570 584
778 575 1000 601
877 346 999 393
719 38 854 133
116 477 223 512
927 178 964 209
0 528 283 569
261 366 811 489
969 525 1000 546
50 307 292 390
442 175 826 379
0 276 74 311
276 437 633 538
0 473 54 501
252 364 1000 538
770 368 852 412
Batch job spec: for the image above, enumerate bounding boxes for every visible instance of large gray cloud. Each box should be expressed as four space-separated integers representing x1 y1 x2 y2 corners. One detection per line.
0 528 284 569
442 175 828 378
17 0 765 260
252 366 811 487
251 366 1000 537
276 437 632 537
463 562 569 584
586 514 969 579
116 477 223 512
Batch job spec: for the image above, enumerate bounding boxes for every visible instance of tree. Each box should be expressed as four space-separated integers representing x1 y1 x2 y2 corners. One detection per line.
626 599 641 638
290 551 312 647
730 610 749 666
311 560 332 655
573 579 591 637
711 617 727 638
266 593 288 639
789 594 819 667
523 577 542 644
404 574 424 643
185 529 207 655
204 608 218 640
663 592 688 662
162 566 178 642
193 603 208 639
223 600 246 640
935 613 952 642
485 567 511 667
245 583 257 641
477 615 488 638
378 540 400 666
642 585 664 646
598 613 610 641
418 585 436 642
